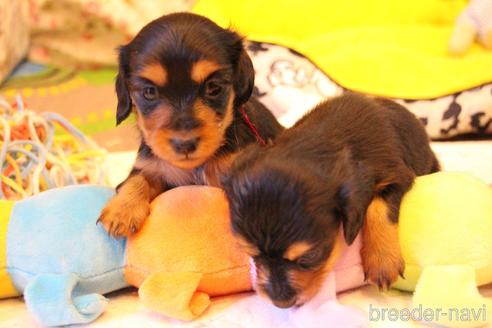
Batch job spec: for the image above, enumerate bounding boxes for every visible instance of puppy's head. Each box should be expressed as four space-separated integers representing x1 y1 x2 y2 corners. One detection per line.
223 148 370 308
116 13 254 169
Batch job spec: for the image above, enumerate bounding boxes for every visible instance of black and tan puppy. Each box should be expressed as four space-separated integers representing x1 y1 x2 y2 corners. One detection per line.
99 13 283 237
223 93 439 308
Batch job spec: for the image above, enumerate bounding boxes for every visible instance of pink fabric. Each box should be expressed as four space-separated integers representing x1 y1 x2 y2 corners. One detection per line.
289 233 368 327
249 231 368 327
334 234 366 293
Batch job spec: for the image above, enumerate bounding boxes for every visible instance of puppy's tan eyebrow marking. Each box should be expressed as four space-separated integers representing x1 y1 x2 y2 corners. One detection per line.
284 241 313 261
235 235 260 257
138 63 167 86
191 59 221 83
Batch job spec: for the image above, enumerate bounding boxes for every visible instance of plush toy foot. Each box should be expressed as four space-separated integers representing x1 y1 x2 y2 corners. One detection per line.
24 273 108 326
413 265 492 328
139 271 211 321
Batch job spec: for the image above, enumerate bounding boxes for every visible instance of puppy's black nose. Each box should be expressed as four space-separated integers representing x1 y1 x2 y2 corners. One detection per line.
264 282 297 308
272 298 297 309
170 137 199 154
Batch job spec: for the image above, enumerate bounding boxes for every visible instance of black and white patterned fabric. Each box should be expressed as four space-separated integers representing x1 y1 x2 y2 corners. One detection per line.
246 41 492 139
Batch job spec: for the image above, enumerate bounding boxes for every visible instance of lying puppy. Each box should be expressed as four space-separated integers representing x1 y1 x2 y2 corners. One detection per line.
223 93 439 308
99 13 283 237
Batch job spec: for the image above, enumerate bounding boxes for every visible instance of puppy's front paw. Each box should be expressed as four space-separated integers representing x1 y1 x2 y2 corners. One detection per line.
98 194 150 237
361 248 405 291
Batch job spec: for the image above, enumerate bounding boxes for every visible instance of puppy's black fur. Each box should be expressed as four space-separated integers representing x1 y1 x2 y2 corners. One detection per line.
99 13 283 237
223 93 439 308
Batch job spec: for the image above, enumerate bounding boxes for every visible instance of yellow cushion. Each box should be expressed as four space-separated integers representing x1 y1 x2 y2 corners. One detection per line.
193 0 492 99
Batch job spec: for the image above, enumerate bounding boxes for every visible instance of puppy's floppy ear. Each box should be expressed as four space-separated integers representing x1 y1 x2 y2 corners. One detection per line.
334 153 374 245
115 45 132 125
230 35 254 107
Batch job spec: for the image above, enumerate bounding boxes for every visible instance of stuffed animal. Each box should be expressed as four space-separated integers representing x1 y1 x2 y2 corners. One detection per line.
124 185 252 321
449 0 492 55
394 171 492 328
1 172 492 328
0 185 127 326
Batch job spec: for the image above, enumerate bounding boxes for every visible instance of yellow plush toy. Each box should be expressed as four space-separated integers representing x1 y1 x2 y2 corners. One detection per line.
395 172 492 328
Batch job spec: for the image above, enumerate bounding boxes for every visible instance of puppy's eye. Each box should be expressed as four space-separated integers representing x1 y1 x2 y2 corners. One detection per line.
297 249 322 269
204 81 223 98
142 86 158 101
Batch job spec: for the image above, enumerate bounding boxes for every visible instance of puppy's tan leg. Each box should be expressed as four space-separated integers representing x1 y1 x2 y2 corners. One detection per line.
98 174 161 237
361 197 404 290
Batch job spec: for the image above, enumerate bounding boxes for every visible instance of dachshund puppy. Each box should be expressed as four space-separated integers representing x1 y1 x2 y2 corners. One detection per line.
99 13 283 237
223 93 439 308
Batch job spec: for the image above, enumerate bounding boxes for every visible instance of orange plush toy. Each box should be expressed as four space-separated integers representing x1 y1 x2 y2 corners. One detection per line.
124 186 252 321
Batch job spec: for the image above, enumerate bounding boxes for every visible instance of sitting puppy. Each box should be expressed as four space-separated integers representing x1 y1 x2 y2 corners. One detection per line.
223 93 439 308
99 13 283 237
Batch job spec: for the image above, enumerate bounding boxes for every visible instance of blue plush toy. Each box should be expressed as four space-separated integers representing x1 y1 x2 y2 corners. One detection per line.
0 185 129 326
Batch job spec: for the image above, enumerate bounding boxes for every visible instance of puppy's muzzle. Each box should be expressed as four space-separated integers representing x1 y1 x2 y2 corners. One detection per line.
170 137 199 155
264 281 297 309
272 298 297 309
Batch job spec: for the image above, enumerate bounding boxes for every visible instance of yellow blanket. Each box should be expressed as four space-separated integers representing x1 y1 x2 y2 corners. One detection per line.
193 0 492 99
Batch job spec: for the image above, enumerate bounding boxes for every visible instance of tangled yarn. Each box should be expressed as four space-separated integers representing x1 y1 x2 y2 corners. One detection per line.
0 95 108 200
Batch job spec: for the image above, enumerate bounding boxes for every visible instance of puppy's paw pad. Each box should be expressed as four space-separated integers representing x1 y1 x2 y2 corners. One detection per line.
98 196 150 237
362 253 404 291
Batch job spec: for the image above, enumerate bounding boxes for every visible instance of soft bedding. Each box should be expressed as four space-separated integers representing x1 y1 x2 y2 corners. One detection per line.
1 144 491 328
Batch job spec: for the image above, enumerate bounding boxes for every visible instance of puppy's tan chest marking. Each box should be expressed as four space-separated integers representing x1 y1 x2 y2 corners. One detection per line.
136 158 197 186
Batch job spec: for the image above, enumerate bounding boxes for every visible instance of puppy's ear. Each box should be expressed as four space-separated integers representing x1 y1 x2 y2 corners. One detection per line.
334 154 373 245
115 45 132 125
230 36 254 107
337 181 365 245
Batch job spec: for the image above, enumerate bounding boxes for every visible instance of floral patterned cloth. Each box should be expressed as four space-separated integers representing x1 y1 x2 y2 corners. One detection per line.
27 0 195 68
0 0 30 83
